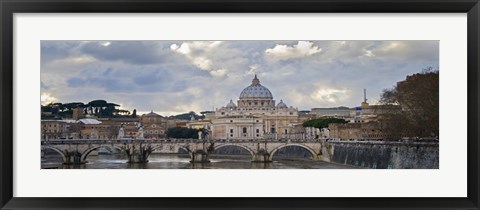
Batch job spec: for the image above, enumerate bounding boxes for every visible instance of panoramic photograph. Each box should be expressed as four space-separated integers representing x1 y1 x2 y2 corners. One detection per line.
40 40 439 169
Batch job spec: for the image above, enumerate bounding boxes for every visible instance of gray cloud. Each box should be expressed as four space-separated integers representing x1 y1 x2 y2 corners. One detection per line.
41 40 439 115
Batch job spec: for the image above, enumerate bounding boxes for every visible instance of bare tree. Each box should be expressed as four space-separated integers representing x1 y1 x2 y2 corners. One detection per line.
380 68 439 140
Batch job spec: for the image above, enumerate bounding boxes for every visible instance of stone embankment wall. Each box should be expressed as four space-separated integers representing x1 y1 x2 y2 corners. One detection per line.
328 140 439 169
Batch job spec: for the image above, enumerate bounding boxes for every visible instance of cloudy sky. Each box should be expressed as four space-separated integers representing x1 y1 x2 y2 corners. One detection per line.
41 40 439 116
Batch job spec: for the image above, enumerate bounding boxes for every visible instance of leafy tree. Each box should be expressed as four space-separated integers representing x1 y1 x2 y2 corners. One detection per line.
166 127 199 139
302 118 348 129
168 111 205 120
41 102 87 119
41 99 131 119
379 68 439 139
63 102 85 110
87 100 108 107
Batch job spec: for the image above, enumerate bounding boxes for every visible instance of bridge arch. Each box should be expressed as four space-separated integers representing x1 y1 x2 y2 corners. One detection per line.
212 143 256 159
151 145 194 159
41 145 67 163
268 143 319 161
151 144 190 153
80 145 125 161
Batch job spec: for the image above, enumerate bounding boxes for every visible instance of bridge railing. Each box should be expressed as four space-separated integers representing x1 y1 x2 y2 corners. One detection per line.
40 138 329 145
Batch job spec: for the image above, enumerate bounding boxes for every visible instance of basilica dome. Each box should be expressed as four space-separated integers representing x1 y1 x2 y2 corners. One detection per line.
239 75 273 99
276 99 288 108
226 99 237 108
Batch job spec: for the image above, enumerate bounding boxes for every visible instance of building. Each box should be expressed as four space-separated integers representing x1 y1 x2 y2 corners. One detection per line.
186 119 212 130
310 107 351 118
72 107 85 120
41 118 110 140
140 111 167 139
200 111 216 120
41 120 68 139
97 118 140 138
211 75 299 139
328 121 387 140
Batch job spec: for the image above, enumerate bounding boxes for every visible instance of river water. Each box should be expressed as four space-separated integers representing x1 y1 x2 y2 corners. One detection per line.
41 153 359 169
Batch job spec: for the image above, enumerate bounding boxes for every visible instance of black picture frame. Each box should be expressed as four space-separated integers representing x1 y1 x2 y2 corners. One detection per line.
1 0 479 209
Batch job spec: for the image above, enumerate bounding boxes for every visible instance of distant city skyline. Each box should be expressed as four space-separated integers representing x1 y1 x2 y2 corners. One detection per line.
41 40 439 116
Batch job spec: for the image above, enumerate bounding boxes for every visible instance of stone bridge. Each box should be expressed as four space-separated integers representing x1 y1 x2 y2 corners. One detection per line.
41 139 333 165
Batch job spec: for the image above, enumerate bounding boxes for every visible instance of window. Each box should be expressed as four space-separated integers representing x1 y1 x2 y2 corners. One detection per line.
284 129 288 134
221 112 225 115
256 120 259 122
230 129 233 133
243 127 247 133
230 120 233 122
256 129 259 133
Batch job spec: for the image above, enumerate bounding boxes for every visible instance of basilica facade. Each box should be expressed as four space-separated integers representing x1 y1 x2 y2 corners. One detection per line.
211 75 299 139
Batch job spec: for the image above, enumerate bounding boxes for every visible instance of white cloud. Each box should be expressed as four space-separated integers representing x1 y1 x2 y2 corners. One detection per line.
246 64 259 75
280 86 351 108
193 57 213 70
265 41 322 61
170 41 222 57
209 69 227 77
310 87 350 103
380 41 405 52
364 50 375 57
41 93 57 105
171 41 224 72
52 55 96 65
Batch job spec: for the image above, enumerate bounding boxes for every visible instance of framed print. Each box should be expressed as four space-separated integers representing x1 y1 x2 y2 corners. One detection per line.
1 0 479 209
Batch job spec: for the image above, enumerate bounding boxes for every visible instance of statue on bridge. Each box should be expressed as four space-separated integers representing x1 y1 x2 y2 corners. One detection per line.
117 123 125 140
137 123 144 139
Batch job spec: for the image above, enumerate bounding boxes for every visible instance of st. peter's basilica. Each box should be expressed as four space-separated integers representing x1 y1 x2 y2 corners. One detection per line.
211 75 300 139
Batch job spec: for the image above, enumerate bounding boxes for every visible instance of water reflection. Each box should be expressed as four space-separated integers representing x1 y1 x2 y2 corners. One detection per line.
41 153 358 169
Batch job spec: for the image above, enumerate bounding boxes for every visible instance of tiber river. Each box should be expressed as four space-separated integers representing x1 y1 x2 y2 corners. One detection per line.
42 153 358 169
